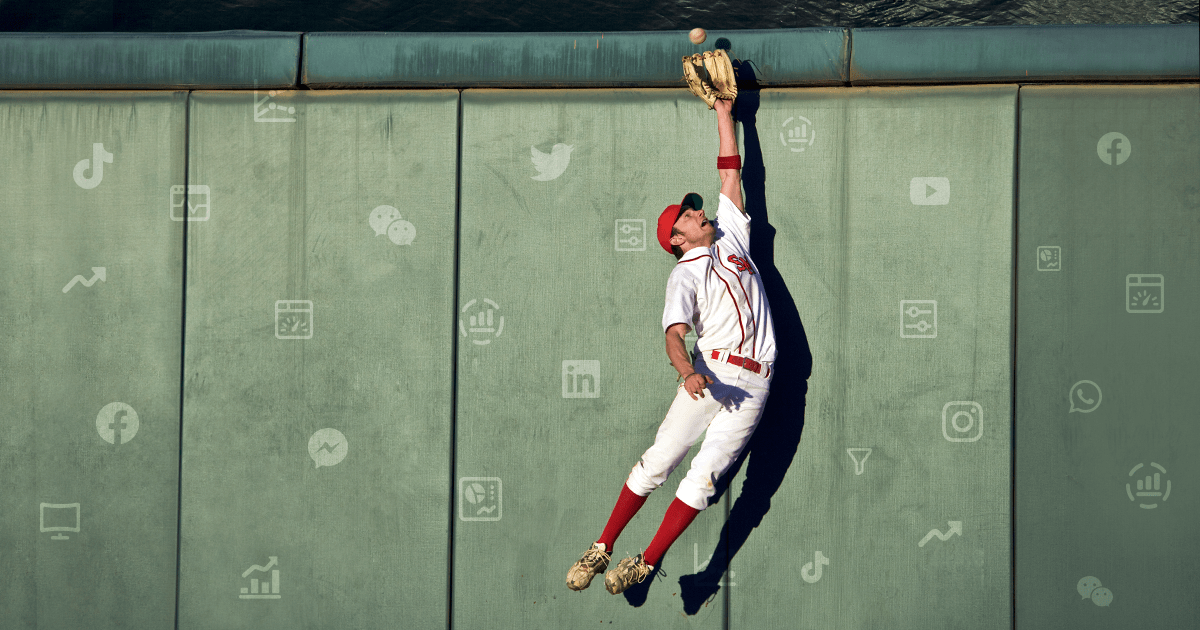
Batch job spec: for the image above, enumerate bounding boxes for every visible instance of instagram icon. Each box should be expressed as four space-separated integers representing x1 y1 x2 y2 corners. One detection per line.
942 401 982 442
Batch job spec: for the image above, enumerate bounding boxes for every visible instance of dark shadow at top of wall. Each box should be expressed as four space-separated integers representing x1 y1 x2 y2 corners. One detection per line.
0 0 1195 32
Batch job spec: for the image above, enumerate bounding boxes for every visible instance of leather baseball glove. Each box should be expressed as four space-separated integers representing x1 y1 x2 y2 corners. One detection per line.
682 49 737 109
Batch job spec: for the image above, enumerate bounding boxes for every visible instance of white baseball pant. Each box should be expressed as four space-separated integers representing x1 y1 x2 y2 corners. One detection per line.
626 351 773 511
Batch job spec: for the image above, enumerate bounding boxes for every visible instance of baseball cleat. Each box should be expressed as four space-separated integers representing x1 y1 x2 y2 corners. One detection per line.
604 554 653 594
566 542 611 591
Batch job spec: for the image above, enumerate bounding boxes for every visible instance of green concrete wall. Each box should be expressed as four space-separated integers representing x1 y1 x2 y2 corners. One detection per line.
1014 84 1199 630
175 90 457 629
0 91 186 629
726 85 1015 628
1 83 1197 629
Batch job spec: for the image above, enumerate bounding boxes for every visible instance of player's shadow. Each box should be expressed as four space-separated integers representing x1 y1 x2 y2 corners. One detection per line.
673 51 814 615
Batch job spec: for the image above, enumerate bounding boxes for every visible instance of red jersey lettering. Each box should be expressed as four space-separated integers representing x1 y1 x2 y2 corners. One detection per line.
726 254 754 275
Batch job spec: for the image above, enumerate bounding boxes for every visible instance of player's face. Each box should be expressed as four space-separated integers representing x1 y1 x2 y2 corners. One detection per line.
672 207 715 249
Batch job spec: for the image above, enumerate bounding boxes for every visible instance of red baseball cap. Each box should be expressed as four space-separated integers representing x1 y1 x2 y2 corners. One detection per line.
656 192 704 254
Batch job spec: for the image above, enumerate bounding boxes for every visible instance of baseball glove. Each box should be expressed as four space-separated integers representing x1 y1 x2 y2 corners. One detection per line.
682 49 737 110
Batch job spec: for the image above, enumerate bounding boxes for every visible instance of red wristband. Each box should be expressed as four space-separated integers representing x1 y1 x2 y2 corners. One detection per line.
717 155 741 170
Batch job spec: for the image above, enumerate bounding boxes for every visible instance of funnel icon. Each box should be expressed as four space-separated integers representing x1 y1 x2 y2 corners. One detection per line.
847 448 872 475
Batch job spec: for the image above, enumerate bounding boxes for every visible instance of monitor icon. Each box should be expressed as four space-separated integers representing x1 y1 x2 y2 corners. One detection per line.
40 502 80 540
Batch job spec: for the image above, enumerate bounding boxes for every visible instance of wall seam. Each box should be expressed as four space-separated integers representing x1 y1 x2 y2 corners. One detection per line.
844 28 853 85
446 87 464 630
173 89 191 630
1010 84 1022 630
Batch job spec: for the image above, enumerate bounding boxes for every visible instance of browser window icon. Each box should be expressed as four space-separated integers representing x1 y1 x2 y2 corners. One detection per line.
170 184 210 221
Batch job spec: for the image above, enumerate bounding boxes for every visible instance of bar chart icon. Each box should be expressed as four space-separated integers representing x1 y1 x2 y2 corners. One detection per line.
1126 462 1172 509
239 556 281 599
458 298 504 346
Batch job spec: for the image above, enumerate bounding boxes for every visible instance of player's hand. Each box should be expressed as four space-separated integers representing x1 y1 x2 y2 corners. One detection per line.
682 372 714 399
713 98 733 115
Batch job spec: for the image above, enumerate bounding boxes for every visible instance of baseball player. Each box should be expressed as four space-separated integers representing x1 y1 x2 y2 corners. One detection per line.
567 93 776 595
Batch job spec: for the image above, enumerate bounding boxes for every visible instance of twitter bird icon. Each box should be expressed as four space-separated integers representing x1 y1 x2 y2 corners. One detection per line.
531 143 574 181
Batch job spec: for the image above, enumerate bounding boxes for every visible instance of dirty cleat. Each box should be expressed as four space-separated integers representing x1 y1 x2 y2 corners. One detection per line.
566 542 611 591
604 554 653 594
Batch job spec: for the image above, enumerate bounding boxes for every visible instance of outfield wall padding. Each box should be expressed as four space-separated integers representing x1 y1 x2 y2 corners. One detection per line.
0 30 1197 630
301 29 850 88
0 90 186 629
849 24 1200 84
0 31 301 89
1014 84 1199 630
2 25 1195 91
175 89 458 629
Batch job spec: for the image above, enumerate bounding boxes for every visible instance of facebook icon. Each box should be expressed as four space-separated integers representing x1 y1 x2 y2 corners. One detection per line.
96 402 139 444
1097 132 1131 166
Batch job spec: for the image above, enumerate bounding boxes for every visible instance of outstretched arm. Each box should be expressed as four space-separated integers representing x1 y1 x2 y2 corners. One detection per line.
714 99 745 215
666 322 712 399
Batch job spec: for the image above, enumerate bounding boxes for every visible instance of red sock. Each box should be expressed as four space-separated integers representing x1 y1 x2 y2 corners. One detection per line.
642 498 702 568
596 483 649 552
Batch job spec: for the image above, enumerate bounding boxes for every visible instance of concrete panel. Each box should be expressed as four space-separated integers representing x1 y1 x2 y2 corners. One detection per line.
303 29 848 88
0 32 301 89
1015 84 1200 630
456 88 740 628
176 90 457 629
0 91 185 629
717 85 1015 628
850 25 1200 84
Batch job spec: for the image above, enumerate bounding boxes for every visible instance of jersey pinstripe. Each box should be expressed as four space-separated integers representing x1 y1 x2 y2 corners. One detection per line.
662 193 776 363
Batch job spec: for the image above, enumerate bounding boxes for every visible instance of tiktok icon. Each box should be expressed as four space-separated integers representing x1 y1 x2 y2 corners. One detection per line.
73 143 114 189
801 550 829 583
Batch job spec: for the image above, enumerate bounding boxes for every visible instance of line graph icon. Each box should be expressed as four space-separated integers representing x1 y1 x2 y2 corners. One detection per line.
253 89 296 123
239 556 281 599
919 521 962 547
62 267 106 293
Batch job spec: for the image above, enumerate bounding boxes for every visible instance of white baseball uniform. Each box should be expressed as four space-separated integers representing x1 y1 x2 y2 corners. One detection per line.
626 192 776 511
